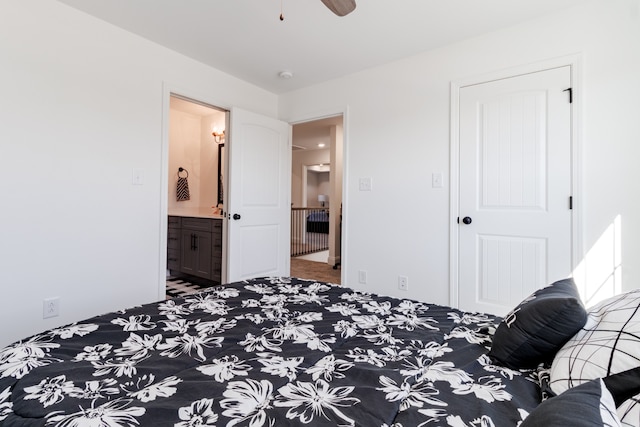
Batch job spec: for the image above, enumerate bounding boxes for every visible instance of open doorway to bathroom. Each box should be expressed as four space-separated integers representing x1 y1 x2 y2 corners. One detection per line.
290 115 343 284
166 94 227 299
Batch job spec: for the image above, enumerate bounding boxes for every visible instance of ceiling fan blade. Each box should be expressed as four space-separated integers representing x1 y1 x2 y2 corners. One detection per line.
321 0 356 16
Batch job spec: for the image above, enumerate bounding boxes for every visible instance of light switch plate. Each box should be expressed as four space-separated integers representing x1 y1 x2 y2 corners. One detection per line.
432 172 443 188
359 177 372 191
132 168 145 185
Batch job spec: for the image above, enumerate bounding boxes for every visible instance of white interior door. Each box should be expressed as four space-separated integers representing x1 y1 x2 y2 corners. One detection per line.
458 66 572 316
226 107 291 282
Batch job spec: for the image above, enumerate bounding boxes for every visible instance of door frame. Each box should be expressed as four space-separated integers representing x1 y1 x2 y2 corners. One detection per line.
285 106 349 283
159 83 233 300
448 55 583 309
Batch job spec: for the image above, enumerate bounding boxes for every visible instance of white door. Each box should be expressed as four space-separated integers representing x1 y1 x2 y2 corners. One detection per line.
226 107 291 282
458 66 572 316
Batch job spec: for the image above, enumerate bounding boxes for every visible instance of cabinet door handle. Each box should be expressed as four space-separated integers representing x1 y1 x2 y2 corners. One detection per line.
191 234 196 250
193 234 198 250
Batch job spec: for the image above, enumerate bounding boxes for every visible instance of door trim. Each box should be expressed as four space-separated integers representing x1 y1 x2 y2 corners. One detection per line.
449 54 583 309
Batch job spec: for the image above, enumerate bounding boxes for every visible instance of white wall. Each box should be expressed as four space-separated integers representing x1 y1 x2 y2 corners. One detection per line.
291 149 330 206
169 110 204 208
307 172 330 207
168 109 223 211
279 0 640 305
0 1 277 348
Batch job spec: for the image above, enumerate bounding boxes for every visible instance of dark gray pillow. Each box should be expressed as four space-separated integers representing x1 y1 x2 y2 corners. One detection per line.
602 366 640 408
488 278 587 369
521 379 620 427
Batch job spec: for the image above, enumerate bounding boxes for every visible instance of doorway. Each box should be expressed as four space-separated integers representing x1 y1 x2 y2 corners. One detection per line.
290 115 343 284
452 64 577 316
161 90 294 299
165 94 227 297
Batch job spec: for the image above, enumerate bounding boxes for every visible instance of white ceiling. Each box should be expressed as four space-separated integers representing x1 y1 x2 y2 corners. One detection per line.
56 0 585 94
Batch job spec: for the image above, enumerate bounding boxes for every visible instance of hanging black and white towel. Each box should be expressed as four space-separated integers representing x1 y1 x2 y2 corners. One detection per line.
176 168 190 201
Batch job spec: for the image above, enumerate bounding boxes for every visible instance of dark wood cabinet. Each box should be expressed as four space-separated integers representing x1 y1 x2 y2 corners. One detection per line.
168 216 222 283
180 229 212 279
167 216 181 271
211 220 222 282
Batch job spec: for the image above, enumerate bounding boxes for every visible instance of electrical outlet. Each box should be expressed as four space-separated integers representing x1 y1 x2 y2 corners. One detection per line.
358 270 367 284
43 297 60 319
398 276 409 291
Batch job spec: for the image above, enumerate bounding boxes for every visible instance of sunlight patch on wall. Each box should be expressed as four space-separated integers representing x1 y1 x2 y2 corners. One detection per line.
573 215 622 307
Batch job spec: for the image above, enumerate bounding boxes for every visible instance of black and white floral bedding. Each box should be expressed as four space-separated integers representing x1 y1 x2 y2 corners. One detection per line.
0 277 543 426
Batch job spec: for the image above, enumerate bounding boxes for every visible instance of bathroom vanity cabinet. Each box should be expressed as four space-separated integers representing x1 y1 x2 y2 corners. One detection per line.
168 215 222 283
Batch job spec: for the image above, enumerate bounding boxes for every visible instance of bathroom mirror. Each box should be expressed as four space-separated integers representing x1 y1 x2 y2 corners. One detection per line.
217 143 224 206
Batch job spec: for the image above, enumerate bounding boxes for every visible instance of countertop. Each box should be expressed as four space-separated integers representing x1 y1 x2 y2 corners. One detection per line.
168 207 224 219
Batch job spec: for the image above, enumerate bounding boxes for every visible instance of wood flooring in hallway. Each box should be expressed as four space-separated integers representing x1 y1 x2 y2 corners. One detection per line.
290 258 341 284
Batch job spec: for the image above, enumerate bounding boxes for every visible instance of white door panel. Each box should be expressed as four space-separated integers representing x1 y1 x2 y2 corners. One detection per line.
477 235 546 308
458 66 572 316
478 91 547 211
238 225 280 277
227 108 291 282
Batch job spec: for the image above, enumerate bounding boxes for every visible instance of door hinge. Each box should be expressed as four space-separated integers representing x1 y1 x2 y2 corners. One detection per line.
569 196 573 210
563 88 573 103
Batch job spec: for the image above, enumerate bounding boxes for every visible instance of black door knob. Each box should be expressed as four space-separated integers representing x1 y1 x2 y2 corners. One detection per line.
232 213 241 220
462 216 472 225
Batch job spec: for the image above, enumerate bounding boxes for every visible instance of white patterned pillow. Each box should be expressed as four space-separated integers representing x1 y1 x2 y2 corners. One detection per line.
549 289 640 425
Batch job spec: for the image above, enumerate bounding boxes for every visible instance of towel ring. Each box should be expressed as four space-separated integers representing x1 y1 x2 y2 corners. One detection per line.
178 167 189 178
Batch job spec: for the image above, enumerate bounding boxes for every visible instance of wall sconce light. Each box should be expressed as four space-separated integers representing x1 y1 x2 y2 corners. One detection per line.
318 194 328 207
212 128 225 143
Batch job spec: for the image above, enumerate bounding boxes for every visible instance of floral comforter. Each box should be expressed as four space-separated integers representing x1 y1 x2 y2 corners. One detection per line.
0 277 542 426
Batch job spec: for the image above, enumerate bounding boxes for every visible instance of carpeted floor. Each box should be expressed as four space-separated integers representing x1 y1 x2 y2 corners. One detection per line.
167 258 341 298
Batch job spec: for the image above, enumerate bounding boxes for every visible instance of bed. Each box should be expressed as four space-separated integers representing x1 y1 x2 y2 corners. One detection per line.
1 277 638 426
306 210 329 234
